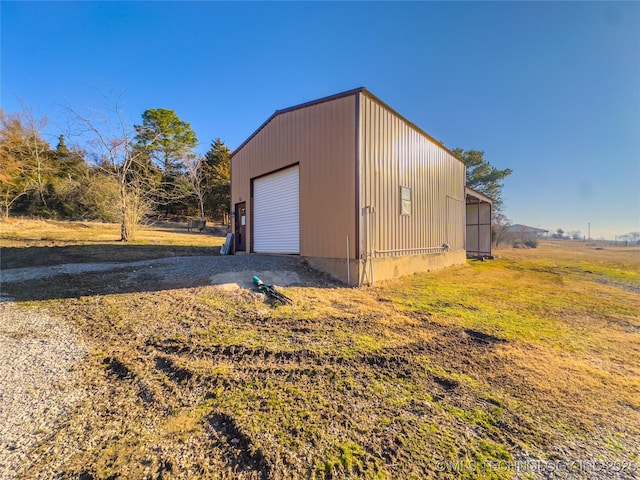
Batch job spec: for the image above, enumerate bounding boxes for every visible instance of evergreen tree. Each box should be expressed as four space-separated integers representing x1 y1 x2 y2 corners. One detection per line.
56 134 70 155
134 108 197 215
134 108 197 177
47 135 89 218
452 148 512 212
203 138 231 221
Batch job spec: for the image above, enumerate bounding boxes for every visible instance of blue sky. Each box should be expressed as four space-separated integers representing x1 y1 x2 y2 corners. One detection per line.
2 1 639 239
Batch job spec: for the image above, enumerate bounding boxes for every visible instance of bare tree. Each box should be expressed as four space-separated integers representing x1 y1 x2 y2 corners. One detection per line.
0 108 49 218
492 212 513 247
184 154 208 219
20 102 52 208
620 232 640 244
70 101 158 241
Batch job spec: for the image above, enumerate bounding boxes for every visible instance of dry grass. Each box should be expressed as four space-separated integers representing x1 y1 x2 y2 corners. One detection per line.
0 217 226 246
0 218 225 268
2 222 639 480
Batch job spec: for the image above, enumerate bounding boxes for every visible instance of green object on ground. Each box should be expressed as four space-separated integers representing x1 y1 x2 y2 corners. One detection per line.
253 276 293 305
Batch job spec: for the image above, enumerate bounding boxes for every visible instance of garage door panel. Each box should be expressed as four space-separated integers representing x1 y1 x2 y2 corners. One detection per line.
253 165 299 253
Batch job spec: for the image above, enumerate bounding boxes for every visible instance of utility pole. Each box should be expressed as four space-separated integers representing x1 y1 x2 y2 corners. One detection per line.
588 222 591 241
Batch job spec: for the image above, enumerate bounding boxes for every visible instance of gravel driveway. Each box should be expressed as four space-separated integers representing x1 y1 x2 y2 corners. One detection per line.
1 254 335 302
0 303 86 479
1 254 324 286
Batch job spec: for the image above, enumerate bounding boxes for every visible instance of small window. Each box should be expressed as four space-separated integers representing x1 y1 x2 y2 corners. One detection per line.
400 186 412 215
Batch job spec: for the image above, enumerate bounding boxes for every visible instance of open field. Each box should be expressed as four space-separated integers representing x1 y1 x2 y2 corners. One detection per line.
0 218 226 269
1 220 639 479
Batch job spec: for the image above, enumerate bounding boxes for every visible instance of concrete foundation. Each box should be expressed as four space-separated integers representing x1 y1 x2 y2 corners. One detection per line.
306 256 361 286
305 250 467 285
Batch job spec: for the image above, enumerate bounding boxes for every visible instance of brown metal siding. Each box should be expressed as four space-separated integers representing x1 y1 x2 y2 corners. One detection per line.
231 94 357 258
359 93 466 256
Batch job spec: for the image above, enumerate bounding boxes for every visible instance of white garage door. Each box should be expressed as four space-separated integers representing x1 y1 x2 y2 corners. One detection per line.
253 165 300 254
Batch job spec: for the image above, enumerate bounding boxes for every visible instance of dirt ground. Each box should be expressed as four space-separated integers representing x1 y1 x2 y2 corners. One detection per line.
1 226 638 480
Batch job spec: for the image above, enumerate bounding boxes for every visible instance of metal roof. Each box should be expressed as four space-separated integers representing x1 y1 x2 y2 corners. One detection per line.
231 87 465 165
506 224 549 234
465 186 493 204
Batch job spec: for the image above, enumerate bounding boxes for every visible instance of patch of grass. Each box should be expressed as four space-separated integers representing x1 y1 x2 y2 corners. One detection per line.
314 441 388 480
381 252 638 355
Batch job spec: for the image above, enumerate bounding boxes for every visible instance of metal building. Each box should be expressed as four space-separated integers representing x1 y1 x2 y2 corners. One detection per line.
231 88 474 285
465 186 493 257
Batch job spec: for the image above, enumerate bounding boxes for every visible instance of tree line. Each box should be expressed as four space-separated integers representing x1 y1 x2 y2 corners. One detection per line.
1 103 515 243
0 105 230 241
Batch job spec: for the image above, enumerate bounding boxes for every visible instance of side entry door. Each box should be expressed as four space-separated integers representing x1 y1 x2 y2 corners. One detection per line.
234 202 246 252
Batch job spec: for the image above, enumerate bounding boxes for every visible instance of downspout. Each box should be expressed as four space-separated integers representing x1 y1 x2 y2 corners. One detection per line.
370 206 375 285
355 91 363 285
346 235 350 285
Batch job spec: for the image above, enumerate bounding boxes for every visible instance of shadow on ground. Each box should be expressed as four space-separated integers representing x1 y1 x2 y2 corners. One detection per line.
0 244 222 270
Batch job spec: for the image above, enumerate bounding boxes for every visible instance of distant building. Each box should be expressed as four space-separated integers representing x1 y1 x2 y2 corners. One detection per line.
230 88 492 284
506 224 549 241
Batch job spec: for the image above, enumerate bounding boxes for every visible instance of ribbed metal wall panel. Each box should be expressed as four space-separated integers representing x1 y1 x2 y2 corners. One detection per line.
231 94 357 258
359 94 466 256
253 165 300 253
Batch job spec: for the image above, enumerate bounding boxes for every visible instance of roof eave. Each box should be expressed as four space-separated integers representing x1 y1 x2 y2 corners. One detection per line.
231 87 365 159
465 186 493 204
